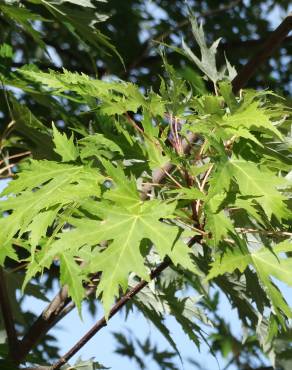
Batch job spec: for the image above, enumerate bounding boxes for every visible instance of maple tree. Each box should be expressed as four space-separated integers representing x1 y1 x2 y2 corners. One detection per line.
0 1 292 370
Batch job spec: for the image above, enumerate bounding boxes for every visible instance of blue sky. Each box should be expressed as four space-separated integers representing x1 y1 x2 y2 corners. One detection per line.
20 278 241 370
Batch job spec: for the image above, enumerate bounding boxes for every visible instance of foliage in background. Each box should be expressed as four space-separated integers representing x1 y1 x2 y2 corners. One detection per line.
0 1 291 370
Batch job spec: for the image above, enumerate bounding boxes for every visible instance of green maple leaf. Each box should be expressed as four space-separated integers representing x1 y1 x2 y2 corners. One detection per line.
0 4 46 48
204 193 234 245
207 159 231 200
205 207 234 246
52 123 79 162
218 81 238 112
100 159 141 207
225 127 263 147
0 43 13 59
182 16 235 85
11 100 55 160
46 200 199 315
130 280 181 356
222 101 282 139
230 159 288 220
79 133 123 160
0 160 103 249
132 278 209 353
60 252 84 316
207 158 288 220
25 207 59 257
19 69 144 110
207 241 292 319
0 243 18 266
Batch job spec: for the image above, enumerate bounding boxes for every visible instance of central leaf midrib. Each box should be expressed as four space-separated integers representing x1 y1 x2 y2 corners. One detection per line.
110 215 139 282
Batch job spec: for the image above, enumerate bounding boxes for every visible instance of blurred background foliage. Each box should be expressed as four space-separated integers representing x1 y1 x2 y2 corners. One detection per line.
0 0 292 137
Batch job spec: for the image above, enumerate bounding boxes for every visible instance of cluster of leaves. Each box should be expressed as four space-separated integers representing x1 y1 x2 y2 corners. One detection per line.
0 1 292 369
0 0 115 55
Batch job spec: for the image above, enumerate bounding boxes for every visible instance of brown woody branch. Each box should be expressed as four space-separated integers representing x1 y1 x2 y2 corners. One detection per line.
0 267 19 361
232 12 292 92
221 34 292 52
49 258 172 370
15 295 72 364
0 151 31 167
15 273 99 363
48 14 292 369
141 132 197 200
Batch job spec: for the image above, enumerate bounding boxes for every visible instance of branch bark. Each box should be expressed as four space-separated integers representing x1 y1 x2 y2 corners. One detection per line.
15 273 99 363
15 295 72 364
0 267 19 361
232 12 292 92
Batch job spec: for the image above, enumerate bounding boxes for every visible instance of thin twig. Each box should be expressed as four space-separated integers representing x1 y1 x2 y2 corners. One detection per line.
0 150 31 166
124 112 145 136
162 168 183 189
196 164 214 215
199 165 214 193
183 168 198 221
49 259 171 369
232 12 292 92
0 163 15 175
42 285 69 319
15 271 99 363
0 267 19 361
236 228 292 237
0 174 15 179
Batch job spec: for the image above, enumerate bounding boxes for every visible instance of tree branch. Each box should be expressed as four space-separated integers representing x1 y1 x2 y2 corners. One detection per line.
221 34 292 52
236 228 292 237
15 273 99 363
49 258 172 369
141 132 197 200
232 12 292 92
0 267 19 361
127 0 243 73
42 285 69 320
15 295 72 364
